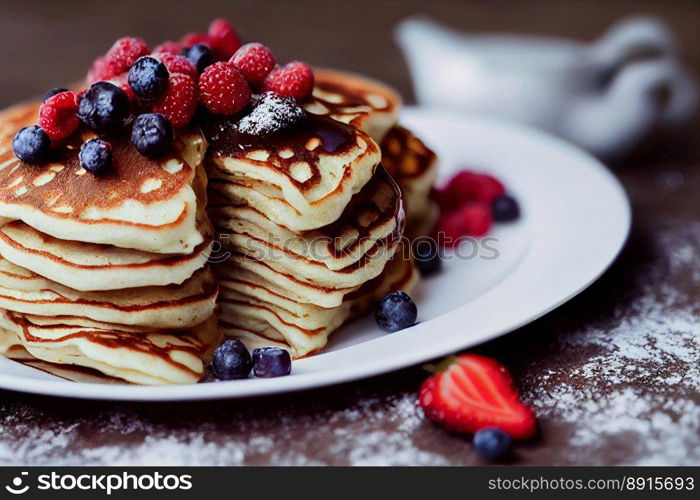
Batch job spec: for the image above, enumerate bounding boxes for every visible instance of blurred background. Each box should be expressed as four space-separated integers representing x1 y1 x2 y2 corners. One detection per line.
1 0 698 165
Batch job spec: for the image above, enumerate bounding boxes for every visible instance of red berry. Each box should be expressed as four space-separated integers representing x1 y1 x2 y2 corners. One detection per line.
441 170 506 209
458 202 492 236
419 354 537 440
38 91 80 141
198 62 251 115
158 53 197 80
87 56 112 84
107 73 137 103
208 18 241 60
104 37 149 76
432 211 465 247
180 32 210 48
231 43 276 86
151 73 197 127
152 40 182 57
262 61 314 101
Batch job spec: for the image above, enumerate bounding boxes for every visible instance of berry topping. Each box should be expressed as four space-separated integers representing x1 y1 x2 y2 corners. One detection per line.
262 61 314 101
212 339 252 380
87 56 113 84
151 73 197 127
252 347 292 378
412 237 442 276
208 18 241 60
131 113 173 158
182 43 213 73
38 91 80 141
104 37 149 76
41 87 69 103
12 126 50 164
231 43 276 86
180 32 210 49
152 40 182 57
473 428 512 460
128 56 169 100
237 91 305 136
158 53 197 80
78 138 112 174
419 354 536 439
77 82 129 132
375 291 417 333
433 211 466 247
492 194 521 222
458 202 492 236
198 61 251 115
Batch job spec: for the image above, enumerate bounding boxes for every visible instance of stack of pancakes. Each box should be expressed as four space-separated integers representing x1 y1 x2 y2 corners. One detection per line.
0 103 221 384
208 70 436 358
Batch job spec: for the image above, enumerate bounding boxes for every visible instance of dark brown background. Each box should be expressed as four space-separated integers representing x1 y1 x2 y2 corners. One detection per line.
0 0 698 465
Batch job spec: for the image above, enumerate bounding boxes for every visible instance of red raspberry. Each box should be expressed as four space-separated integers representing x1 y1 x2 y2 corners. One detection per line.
158 53 197 80
152 40 182 57
442 170 506 208
262 61 314 101
231 43 276 86
198 62 251 115
108 74 137 103
104 37 149 76
432 211 465 247
151 73 197 127
458 202 493 236
208 18 241 60
38 91 80 141
180 32 210 48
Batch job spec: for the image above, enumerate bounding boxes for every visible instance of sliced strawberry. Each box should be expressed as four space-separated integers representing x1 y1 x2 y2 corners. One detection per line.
419 354 536 440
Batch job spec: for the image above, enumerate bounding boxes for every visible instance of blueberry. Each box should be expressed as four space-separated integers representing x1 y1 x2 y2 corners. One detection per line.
252 347 292 378
131 113 173 158
413 237 442 276
77 81 129 132
128 56 169 100
375 291 417 332
12 126 50 164
78 138 111 174
183 43 212 73
492 195 520 222
237 91 306 136
212 339 251 380
42 87 69 103
473 428 512 460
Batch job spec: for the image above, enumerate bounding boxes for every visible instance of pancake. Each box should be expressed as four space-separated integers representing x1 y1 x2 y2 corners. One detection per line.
0 256 217 328
304 69 402 143
212 167 405 288
206 114 380 231
0 221 213 291
220 247 419 357
0 311 221 385
381 125 438 226
0 102 208 254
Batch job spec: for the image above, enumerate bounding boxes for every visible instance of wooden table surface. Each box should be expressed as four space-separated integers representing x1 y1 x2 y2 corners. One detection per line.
0 0 698 465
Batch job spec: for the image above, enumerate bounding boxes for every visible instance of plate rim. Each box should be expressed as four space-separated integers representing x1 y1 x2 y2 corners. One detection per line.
0 108 631 401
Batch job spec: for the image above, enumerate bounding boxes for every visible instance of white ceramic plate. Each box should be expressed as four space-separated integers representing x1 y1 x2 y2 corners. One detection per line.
0 108 630 400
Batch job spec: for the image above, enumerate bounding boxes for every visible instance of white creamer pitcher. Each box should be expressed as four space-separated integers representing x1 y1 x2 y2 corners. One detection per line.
396 17 698 159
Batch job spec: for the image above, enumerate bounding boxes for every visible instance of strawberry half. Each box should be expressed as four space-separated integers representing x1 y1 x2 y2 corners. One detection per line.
419 354 536 440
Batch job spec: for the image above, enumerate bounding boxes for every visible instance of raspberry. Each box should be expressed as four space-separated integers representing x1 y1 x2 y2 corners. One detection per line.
38 91 80 141
180 32 210 48
458 202 492 236
158 53 197 80
198 62 251 115
208 18 241 60
441 170 506 208
432 211 465 248
104 37 150 76
262 61 314 101
151 73 197 127
152 41 182 57
231 43 276 86
108 74 137 102
87 56 119 84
